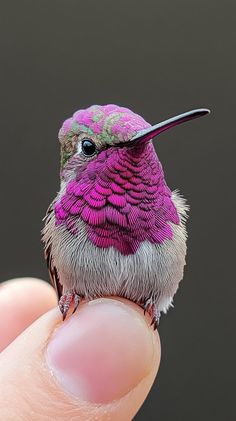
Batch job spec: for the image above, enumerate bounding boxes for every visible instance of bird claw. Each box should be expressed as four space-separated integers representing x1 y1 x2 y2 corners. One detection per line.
142 299 160 330
151 313 160 330
59 290 80 320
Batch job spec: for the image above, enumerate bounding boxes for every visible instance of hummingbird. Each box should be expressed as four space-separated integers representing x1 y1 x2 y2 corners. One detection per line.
42 104 209 329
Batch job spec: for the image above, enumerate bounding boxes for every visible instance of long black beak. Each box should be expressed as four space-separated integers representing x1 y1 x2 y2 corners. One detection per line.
129 108 210 145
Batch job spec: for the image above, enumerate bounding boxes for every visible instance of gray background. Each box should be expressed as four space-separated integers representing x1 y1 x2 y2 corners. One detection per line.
0 1 235 419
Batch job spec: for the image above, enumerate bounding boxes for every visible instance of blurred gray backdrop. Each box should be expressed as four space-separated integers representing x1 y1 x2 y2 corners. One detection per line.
0 1 235 420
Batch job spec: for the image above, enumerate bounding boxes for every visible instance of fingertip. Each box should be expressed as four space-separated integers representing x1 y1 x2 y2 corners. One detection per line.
0 297 160 420
46 298 160 404
0 277 57 351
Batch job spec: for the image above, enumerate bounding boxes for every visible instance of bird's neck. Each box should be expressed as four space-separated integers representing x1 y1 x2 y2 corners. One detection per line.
54 143 179 255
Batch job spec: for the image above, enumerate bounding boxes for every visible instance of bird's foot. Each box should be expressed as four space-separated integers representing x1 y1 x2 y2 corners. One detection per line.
150 308 160 331
59 290 80 320
143 299 160 330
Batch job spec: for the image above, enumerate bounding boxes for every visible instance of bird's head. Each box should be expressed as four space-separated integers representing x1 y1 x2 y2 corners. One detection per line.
55 104 209 254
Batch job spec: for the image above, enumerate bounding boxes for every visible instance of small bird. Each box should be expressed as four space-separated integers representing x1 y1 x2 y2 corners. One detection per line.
42 104 209 328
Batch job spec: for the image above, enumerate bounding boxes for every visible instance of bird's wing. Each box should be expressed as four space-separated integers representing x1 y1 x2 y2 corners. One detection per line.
43 203 63 300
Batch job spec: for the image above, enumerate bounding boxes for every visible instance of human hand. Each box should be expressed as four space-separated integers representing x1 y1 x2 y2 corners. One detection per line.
0 278 160 420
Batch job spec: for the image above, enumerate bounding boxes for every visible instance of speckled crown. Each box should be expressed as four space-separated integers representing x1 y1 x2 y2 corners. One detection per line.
59 104 151 145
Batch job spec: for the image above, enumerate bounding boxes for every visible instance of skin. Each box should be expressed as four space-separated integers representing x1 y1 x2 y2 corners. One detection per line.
0 278 160 421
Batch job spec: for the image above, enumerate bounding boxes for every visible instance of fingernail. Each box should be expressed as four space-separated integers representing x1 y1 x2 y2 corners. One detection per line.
46 299 155 403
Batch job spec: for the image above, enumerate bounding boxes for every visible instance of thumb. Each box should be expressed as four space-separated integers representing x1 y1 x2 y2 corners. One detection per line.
0 297 160 421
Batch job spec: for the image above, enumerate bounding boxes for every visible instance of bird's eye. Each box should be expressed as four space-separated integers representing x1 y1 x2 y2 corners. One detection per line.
81 139 96 156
